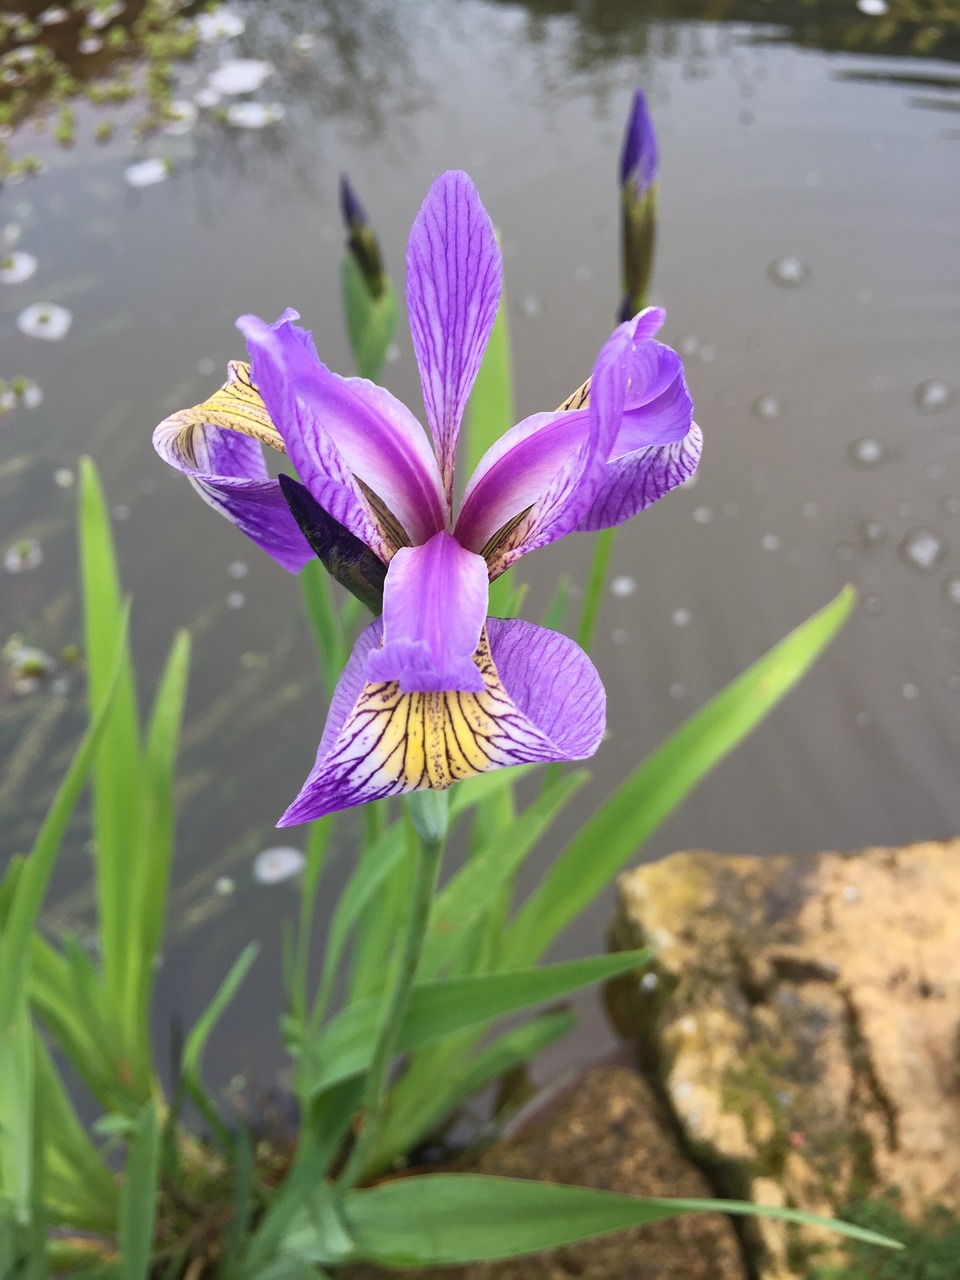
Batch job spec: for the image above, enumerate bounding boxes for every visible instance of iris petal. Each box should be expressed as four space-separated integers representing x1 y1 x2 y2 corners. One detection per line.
406 170 502 496
152 361 312 572
574 422 703 531
238 312 447 554
277 618 605 825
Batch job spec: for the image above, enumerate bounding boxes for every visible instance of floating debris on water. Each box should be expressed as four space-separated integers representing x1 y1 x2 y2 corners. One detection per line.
0 251 38 284
208 59 275 96
520 294 543 319
160 101 198 136
292 32 317 54
253 846 305 884
915 379 954 415
847 436 887 469
0 377 42 411
669 682 686 699
611 627 628 645
898 528 946 573
692 506 712 523
53 467 74 488
902 682 919 700
226 590 246 609
214 875 236 896
125 158 171 188
38 6 70 24
610 575 636 598
4 538 43 573
859 518 886 547
225 102 286 129
196 8 246 42
195 87 222 109
228 560 248 579
17 302 72 340
767 255 809 288
761 533 781 551
198 357 217 376
857 0 889 14
671 607 692 627
78 36 104 54
752 394 781 420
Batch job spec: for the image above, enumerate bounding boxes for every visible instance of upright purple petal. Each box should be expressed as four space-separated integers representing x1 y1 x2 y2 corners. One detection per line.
239 312 448 554
366 532 488 693
406 171 502 495
277 618 604 825
153 364 312 573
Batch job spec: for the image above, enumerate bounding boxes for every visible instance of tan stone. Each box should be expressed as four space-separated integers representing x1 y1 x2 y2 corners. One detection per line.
609 839 960 1277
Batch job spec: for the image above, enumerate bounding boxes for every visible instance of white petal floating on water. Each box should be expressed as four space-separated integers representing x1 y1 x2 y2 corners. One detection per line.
6 645 55 695
160 100 198 136
196 8 246 42
78 36 103 54
767 255 809 288
0 378 42 412
17 302 72 340
125 157 171 187
857 0 889 13
4 538 43 573
208 59 275 96
253 846 305 885
915 379 955 414
194 87 222 109
38 6 70 24
898 528 945 573
225 101 286 129
292 32 317 54
0 251 38 283
87 1 125 30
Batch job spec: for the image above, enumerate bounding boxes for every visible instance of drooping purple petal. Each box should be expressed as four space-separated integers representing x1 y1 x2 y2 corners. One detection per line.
238 312 447 553
277 618 604 825
613 341 693 456
406 170 502 495
153 364 312 572
366 532 488 692
575 421 703 531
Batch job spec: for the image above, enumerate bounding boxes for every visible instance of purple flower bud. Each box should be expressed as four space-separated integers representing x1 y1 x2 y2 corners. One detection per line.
339 172 386 299
619 88 659 321
620 87 659 198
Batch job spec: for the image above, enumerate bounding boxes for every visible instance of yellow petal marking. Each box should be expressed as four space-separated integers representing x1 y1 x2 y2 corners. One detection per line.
165 361 285 469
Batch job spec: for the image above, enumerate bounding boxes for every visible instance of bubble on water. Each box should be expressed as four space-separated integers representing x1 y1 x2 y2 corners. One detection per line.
752 394 781 420
611 627 629 645
915 379 955 414
761 533 781 551
857 0 888 11
226 590 246 609
53 467 74 488
574 264 593 284
214 875 236 896
126 158 170 187
161 101 198 136
198 357 217 376
855 710 873 727
2 223 21 247
641 971 659 991
859 519 886 547
253 846 305 884
225 102 286 129
847 437 886 469
768 255 809 288
208 59 274 95
610 575 636 598
693 506 713 524
669 682 686 699
195 87 222 109
800 501 819 519
671 608 692 627
0 250 37 284
943 575 960 606
385 343 400 363
196 7 245 41
902 682 919 700
862 593 885 614
676 335 699 357
4 538 43 573
17 302 72 340
898 528 945 573
698 344 716 363
520 294 543 319
228 559 248 579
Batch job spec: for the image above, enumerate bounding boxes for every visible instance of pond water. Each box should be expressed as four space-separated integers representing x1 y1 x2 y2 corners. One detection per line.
2 0 959 1090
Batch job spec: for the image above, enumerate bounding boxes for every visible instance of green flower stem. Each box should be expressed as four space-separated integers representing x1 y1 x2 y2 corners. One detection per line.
336 791 448 1190
577 526 616 654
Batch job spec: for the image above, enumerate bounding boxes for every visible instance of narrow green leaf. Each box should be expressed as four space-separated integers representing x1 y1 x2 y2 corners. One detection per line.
448 766 536 822
117 1101 161 1280
0 1005 34 1222
577 527 616 654
507 586 857 966
306 950 649 1096
371 1010 574 1173
299 560 349 701
347 824 416 1006
421 770 589 979
288 814 335 1025
321 1175 900 1266
78 458 143 1011
464 291 513 476
540 574 571 633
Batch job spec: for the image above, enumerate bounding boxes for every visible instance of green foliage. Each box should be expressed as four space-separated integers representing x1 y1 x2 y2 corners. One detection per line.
812 1199 959 1279
340 255 398 383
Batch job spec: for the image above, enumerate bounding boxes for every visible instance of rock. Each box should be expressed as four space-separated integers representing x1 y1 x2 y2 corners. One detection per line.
609 840 960 1278
347 1064 746 1280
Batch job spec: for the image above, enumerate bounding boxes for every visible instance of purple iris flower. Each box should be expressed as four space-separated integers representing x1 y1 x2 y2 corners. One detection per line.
153 171 700 824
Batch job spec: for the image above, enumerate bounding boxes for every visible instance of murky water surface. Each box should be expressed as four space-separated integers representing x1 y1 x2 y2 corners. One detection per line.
2 0 959 1084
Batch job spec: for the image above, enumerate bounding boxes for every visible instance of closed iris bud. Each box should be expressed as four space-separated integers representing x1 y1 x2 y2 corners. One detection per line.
618 88 659 323
339 172 386 299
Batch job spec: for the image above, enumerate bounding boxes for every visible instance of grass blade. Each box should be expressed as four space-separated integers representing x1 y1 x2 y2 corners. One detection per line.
117 1101 161 1280
506 586 856 966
